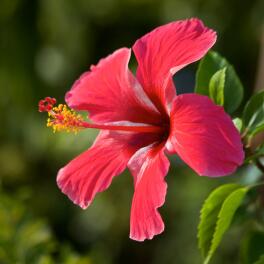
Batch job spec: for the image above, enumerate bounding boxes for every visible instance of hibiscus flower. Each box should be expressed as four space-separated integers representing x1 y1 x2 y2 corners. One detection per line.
39 18 244 241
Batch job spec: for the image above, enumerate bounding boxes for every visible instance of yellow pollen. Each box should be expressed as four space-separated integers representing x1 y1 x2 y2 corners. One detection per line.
46 104 84 134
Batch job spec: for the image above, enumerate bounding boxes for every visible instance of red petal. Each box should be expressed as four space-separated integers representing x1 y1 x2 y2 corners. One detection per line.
57 131 159 209
166 94 244 177
66 48 161 125
133 18 216 114
128 144 170 241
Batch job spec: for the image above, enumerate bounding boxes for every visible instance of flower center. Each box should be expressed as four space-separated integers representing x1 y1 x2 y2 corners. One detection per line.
38 97 166 134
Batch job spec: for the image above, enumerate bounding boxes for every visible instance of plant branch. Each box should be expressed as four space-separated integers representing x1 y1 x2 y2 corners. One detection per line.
255 159 264 173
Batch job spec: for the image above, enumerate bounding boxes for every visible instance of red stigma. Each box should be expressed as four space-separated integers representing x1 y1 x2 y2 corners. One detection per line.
38 97 57 112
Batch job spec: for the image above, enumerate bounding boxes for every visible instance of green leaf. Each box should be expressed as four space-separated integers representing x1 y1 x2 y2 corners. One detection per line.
254 255 264 264
195 51 227 96
209 67 226 106
243 90 264 137
233 118 243 133
198 184 248 264
195 51 244 113
198 184 241 258
205 187 248 264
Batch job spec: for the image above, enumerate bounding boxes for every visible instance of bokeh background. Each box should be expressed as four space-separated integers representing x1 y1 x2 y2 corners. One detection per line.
0 0 263 263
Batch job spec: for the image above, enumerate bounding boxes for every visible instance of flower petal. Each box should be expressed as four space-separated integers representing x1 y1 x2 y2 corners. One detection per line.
166 94 244 177
128 144 170 241
57 130 159 209
66 48 161 124
133 18 216 113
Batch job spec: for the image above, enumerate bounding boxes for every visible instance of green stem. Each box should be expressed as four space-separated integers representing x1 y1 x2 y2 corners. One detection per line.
249 181 264 189
244 153 264 164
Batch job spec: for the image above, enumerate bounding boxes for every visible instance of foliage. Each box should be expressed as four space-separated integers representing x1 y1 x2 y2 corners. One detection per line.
233 117 243 133
243 91 264 138
208 67 226 106
0 190 91 264
196 50 264 263
254 254 264 264
198 184 249 264
241 230 264 264
195 51 244 114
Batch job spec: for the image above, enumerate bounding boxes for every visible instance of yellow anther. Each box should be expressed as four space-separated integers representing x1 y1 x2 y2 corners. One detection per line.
46 104 84 134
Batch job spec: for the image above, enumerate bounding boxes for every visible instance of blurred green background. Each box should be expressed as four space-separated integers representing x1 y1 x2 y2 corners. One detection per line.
0 0 263 263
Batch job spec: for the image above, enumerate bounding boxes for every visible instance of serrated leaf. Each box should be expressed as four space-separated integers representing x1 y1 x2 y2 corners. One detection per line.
198 184 242 259
243 90 264 137
205 187 248 264
209 67 226 106
195 51 243 113
233 118 243 133
254 255 264 264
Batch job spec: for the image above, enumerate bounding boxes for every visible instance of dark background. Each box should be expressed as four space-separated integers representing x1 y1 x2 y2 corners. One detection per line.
0 0 263 263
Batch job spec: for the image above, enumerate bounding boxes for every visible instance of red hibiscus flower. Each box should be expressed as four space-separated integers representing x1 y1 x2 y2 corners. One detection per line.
39 18 244 241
